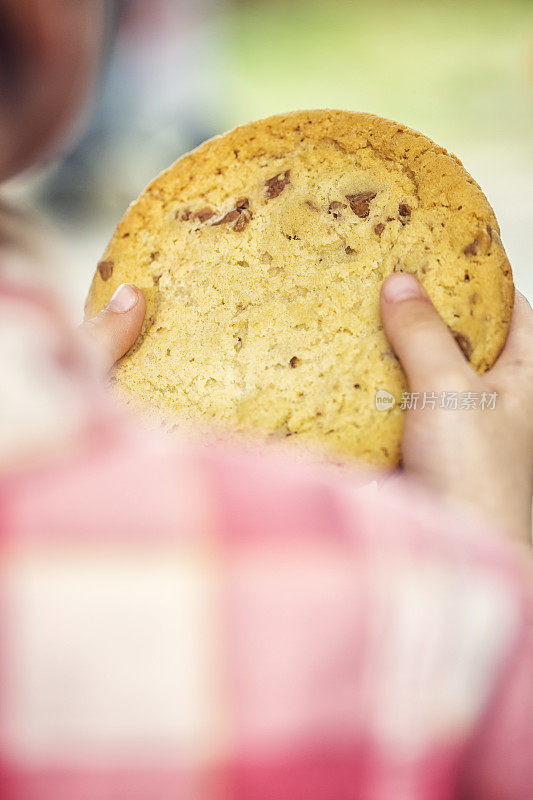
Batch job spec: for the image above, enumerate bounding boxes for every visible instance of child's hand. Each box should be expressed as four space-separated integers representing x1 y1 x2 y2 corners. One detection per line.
381 274 533 544
80 283 146 373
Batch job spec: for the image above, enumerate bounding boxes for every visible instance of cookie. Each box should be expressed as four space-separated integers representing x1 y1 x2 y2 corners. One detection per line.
86 110 513 467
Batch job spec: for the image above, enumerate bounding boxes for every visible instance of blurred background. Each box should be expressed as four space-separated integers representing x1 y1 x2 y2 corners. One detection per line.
4 0 533 309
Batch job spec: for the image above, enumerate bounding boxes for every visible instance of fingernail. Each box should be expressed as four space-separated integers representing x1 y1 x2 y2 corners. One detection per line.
382 273 423 303
106 283 138 313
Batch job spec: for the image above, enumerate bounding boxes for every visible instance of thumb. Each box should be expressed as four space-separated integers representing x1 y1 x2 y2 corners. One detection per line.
380 273 470 391
491 290 533 381
80 283 146 373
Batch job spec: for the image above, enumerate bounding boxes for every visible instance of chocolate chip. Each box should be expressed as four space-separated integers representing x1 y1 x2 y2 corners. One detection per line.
463 240 478 257
211 197 253 231
176 208 191 221
150 251 160 261
264 170 291 199
305 200 320 211
374 222 385 236
354 383 361 389
398 203 411 223
289 356 300 368
98 260 113 281
345 191 377 218
328 201 347 218
233 212 251 232
212 209 241 226
463 227 492 257
194 207 215 223
453 331 473 361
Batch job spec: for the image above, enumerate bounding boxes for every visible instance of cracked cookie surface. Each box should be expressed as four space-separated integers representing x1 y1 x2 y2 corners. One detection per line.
86 110 514 467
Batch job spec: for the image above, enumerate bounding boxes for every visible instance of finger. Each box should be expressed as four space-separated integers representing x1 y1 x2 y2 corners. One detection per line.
380 273 470 391
491 290 533 378
80 283 146 373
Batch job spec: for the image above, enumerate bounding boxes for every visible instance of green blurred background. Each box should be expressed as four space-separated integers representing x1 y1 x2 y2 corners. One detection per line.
6 0 533 305
224 0 533 144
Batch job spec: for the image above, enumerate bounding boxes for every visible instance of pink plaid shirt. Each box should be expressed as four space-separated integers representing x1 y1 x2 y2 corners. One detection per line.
1 274 532 800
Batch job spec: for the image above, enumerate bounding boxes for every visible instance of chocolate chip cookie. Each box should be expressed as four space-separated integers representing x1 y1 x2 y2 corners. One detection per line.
86 110 514 466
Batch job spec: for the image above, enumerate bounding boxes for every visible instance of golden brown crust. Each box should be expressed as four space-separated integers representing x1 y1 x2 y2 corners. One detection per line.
86 110 514 466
